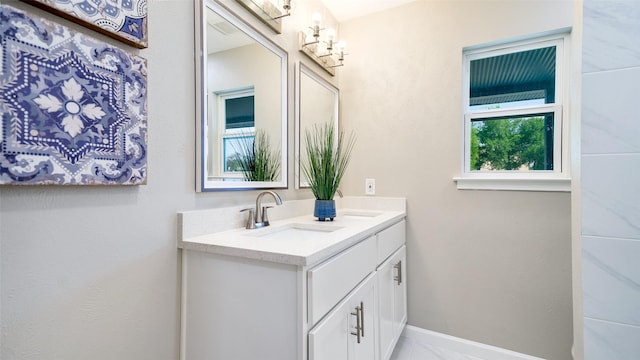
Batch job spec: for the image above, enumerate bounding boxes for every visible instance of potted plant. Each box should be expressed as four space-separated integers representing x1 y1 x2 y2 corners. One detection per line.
302 122 356 221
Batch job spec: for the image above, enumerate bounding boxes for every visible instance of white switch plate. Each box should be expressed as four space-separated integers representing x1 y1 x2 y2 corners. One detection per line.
365 178 375 195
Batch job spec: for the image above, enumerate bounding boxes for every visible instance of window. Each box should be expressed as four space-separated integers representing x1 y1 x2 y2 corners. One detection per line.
456 31 571 191
217 88 255 178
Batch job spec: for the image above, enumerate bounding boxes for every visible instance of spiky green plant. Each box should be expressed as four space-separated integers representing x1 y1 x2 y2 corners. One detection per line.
302 122 356 200
235 129 281 181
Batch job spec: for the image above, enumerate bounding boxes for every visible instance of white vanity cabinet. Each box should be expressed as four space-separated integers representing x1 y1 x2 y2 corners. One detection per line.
179 208 406 360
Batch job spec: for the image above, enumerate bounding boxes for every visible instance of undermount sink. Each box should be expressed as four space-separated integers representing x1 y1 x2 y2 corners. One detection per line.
247 223 343 240
341 210 382 219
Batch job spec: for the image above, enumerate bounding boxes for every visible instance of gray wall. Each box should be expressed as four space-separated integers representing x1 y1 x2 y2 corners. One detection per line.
581 0 640 358
338 1 574 359
1 0 575 359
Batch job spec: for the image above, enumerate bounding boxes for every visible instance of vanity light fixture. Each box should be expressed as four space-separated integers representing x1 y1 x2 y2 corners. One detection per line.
298 14 347 76
235 0 293 34
273 0 292 19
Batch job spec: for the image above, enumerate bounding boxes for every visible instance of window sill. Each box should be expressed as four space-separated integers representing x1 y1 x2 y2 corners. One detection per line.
453 177 571 192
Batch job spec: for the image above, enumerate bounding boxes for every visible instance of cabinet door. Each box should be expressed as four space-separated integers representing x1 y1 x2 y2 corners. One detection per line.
393 246 407 337
349 274 376 360
378 252 396 360
308 301 349 360
309 273 376 360
377 246 407 360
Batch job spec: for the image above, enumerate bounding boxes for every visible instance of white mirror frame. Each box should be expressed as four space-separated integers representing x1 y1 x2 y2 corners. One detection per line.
294 62 339 189
196 0 288 191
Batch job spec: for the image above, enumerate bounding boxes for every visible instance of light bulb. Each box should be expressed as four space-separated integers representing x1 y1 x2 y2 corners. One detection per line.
310 13 322 39
325 28 336 50
312 13 322 26
336 41 346 61
326 28 336 41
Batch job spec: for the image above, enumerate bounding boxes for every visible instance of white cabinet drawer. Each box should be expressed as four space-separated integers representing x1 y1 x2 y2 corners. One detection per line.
377 220 405 264
308 236 377 326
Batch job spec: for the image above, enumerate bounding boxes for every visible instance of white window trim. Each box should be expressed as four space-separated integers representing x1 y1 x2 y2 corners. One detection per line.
455 29 572 192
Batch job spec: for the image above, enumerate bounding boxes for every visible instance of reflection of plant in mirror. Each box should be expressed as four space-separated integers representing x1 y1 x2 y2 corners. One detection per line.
234 129 281 181
302 122 356 200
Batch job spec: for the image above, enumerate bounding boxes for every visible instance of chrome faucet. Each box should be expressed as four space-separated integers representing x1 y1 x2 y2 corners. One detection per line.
240 190 283 229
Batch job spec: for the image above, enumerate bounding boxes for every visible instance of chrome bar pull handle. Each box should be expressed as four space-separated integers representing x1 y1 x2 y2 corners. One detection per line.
394 261 403 285
350 305 362 344
360 301 365 338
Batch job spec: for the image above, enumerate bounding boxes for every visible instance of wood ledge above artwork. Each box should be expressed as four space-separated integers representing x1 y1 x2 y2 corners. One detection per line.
19 0 148 48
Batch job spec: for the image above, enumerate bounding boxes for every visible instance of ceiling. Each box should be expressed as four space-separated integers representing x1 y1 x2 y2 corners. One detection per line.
206 0 419 53
320 0 418 22
470 46 556 105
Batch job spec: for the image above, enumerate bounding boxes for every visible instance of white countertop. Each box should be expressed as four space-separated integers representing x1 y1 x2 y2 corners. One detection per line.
178 207 406 267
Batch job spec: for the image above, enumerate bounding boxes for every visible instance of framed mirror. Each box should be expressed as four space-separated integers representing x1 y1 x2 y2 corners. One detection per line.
295 62 339 188
196 0 288 191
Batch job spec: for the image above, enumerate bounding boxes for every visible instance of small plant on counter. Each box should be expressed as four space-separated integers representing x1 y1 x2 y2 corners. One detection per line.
235 129 281 182
302 122 356 221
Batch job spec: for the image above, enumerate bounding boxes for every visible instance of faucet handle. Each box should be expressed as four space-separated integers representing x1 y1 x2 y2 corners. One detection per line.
240 208 256 229
261 206 274 225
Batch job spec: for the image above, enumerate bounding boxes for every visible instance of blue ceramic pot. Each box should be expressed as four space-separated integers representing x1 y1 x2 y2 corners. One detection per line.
314 199 336 221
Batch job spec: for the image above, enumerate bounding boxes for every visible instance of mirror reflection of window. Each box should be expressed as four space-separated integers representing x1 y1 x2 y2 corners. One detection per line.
224 136 253 173
217 90 255 177
225 95 255 129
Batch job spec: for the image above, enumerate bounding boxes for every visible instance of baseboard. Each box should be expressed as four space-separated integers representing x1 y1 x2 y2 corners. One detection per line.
402 325 546 360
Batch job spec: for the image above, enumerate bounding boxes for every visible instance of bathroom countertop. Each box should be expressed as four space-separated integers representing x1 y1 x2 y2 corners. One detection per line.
178 208 406 267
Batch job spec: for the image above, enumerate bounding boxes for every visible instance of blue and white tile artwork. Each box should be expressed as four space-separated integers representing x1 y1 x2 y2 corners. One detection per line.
0 5 147 185
22 0 148 48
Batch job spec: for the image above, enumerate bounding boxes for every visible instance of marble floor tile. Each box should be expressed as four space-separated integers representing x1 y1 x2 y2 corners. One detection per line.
390 334 486 360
